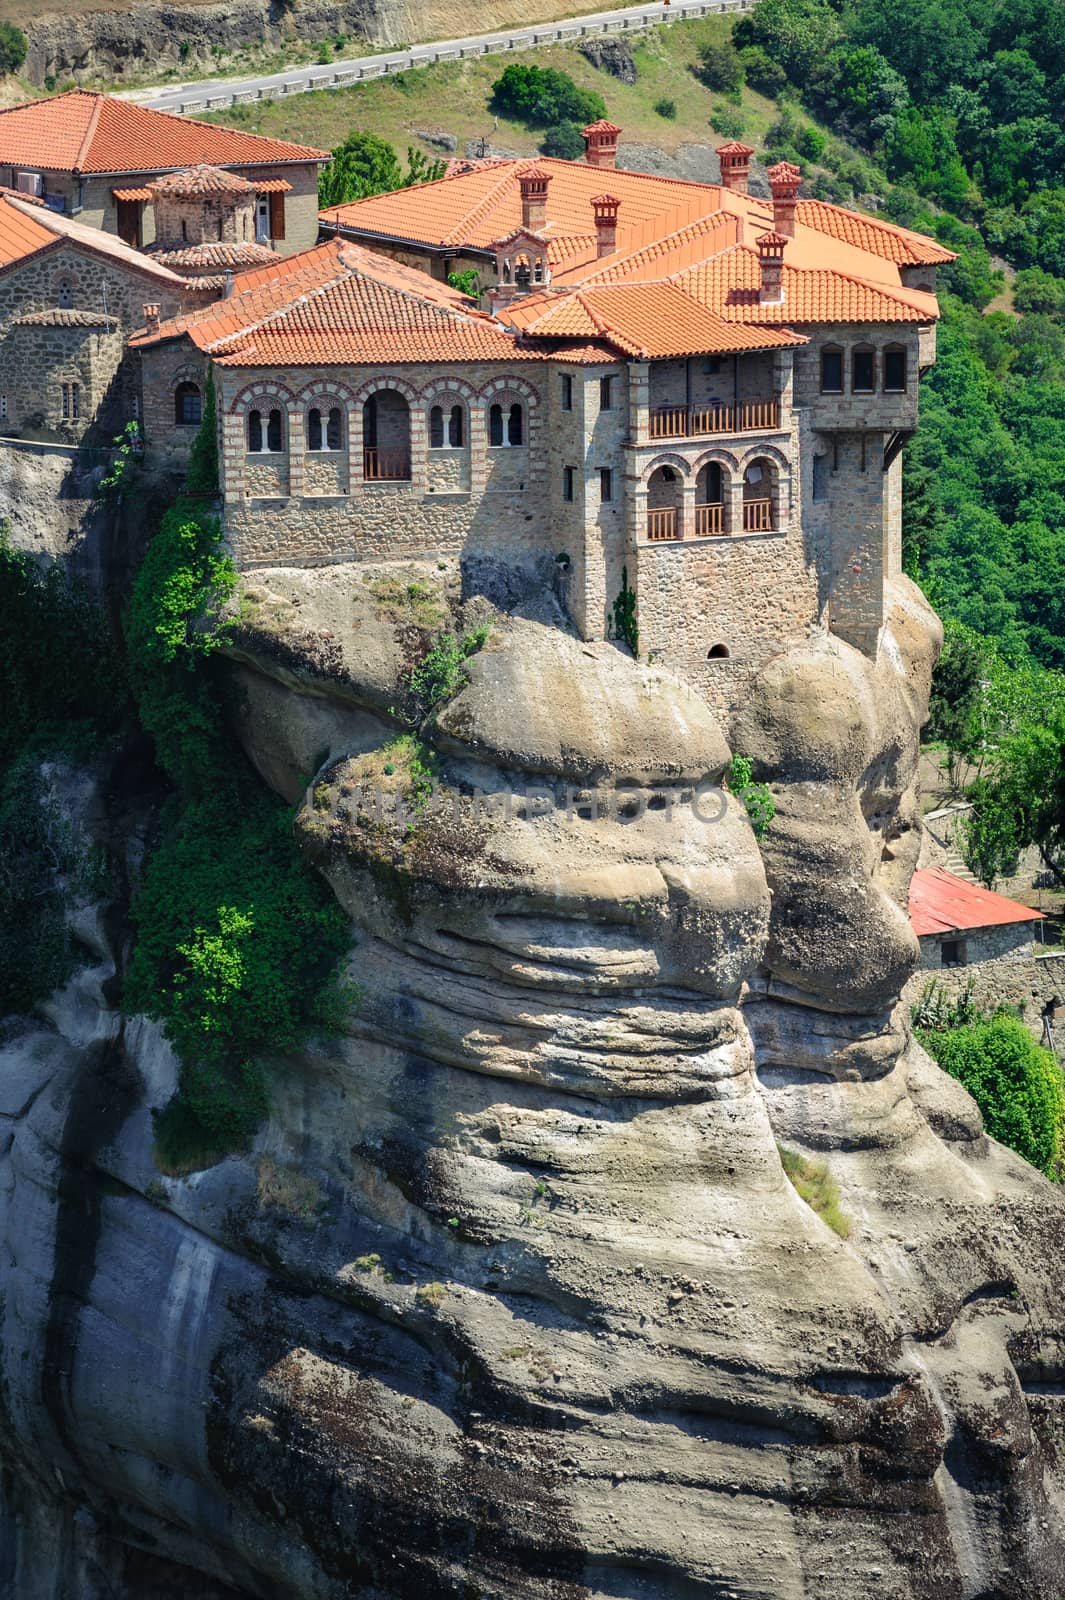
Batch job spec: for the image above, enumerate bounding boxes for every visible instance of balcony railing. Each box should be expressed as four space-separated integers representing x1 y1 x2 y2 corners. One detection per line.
647 507 679 541
363 446 411 481
694 502 724 537
649 400 781 441
742 497 773 532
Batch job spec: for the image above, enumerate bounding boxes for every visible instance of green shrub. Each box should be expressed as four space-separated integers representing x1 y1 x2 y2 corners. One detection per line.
407 625 490 716
696 40 745 94
124 506 350 1157
737 44 787 96
725 754 775 841
491 63 605 129
185 370 219 496
796 124 826 162
654 97 677 120
0 22 27 75
917 1014 1065 1178
709 105 748 139
539 120 586 160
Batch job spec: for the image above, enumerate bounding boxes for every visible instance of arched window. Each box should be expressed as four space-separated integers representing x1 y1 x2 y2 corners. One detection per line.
883 346 907 392
489 403 504 447
247 409 263 452
707 643 730 659
307 407 323 450
507 402 523 446
326 406 342 450
742 457 777 532
429 405 445 449
57 278 74 309
696 460 728 536
448 404 464 447
267 408 283 452
362 390 410 480
852 346 875 393
175 381 201 426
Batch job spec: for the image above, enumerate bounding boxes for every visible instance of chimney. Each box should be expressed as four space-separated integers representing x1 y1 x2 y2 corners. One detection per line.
716 140 755 195
518 167 551 232
591 193 619 257
143 303 160 332
767 160 802 239
223 269 236 299
581 118 622 170
757 231 787 304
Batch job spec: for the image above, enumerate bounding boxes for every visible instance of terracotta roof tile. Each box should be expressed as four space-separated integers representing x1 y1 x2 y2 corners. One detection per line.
145 240 277 273
14 307 114 327
909 867 1043 937
500 281 806 358
0 90 326 175
131 237 604 365
0 191 187 285
148 164 255 197
675 243 939 324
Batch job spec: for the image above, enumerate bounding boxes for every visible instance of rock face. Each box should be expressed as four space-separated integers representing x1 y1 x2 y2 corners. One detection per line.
2 565 1065 1600
578 37 638 84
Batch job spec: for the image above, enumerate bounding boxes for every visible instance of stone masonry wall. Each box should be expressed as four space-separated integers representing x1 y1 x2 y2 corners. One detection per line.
903 945 1065 1054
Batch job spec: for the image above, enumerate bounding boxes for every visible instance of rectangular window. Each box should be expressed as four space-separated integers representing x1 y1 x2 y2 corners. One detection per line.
561 373 573 410
884 349 907 392
269 190 286 240
853 350 875 392
563 465 574 502
0 394 7 422
941 938 967 968
600 467 613 502
599 375 614 411
812 453 829 502
61 382 69 419
71 382 79 420
820 350 843 393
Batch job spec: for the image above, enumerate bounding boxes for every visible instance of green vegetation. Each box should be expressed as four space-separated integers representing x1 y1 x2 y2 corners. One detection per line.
124 507 350 1160
654 97 677 120
916 1008 1065 1179
540 121 586 159
611 567 638 657
0 22 27 75
725 754 775 842
446 267 480 298
778 1145 851 1237
406 625 490 717
490 62 605 129
318 129 446 209
96 421 143 504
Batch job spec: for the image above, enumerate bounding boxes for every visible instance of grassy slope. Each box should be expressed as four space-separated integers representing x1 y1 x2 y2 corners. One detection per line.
205 16 781 161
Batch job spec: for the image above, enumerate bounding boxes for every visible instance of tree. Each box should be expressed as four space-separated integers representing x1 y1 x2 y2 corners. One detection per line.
490 64 605 129
540 121 585 160
916 1014 1065 1178
696 41 745 94
806 44 909 147
960 703 1065 888
982 49 1049 124
926 619 986 788
0 22 27 75
734 0 843 82
318 133 444 210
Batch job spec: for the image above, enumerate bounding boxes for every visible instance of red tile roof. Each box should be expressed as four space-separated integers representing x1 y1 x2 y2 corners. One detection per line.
0 190 187 285
0 90 326 175
131 237 616 365
499 281 806 358
676 244 939 324
148 163 255 197
908 867 1045 938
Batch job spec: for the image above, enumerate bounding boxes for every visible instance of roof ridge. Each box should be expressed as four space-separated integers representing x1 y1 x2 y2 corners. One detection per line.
74 92 105 172
440 158 540 248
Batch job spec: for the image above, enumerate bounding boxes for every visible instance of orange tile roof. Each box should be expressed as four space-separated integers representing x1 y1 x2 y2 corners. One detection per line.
323 156 724 266
148 163 254 197
500 281 805 359
0 91 327 176
0 190 187 285
132 237 615 365
792 199 955 267
675 244 939 324
909 867 1043 937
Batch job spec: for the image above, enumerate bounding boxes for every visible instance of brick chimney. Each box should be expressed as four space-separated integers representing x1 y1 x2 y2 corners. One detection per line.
581 118 622 170
716 140 754 194
143 303 160 332
757 231 787 304
518 166 552 231
591 193 620 257
767 160 802 239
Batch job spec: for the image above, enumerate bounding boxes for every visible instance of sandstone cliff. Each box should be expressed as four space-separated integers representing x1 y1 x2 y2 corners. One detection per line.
2 563 1065 1599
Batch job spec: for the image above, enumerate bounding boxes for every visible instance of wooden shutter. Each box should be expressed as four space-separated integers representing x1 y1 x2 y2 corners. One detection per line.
269 190 285 240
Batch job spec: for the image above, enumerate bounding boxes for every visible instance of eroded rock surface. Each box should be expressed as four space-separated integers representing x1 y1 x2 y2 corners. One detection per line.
2 565 1064 1600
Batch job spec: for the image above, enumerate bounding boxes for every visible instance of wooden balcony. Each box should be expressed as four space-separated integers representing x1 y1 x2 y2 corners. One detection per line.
694 502 724 537
647 507 679 541
742 497 773 532
649 400 781 441
363 446 411 481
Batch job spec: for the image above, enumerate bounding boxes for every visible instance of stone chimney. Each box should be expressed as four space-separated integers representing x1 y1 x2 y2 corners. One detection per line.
591 193 620 257
716 141 755 195
143 303 160 332
581 118 622 170
518 167 552 232
757 232 787 304
767 160 802 239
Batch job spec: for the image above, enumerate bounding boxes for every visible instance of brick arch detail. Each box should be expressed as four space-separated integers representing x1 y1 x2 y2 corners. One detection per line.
480 375 539 407
643 452 693 482
170 363 206 393
229 381 297 414
52 268 82 303
737 441 791 476
352 375 419 407
692 446 740 478
295 378 360 410
421 377 478 406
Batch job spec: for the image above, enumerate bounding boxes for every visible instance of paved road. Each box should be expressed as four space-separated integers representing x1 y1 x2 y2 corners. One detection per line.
121 0 750 115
